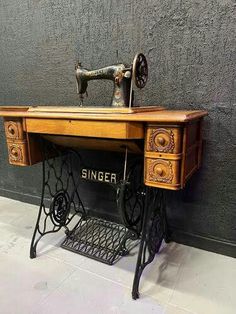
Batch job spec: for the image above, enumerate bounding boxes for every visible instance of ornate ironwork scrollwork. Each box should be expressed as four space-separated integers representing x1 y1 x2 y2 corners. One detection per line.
30 141 170 299
146 192 164 255
132 187 167 300
50 190 70 227
30 140 85 258
117 158 145 237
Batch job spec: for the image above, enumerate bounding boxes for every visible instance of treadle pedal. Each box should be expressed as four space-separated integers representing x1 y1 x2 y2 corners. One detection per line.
61 216 139 265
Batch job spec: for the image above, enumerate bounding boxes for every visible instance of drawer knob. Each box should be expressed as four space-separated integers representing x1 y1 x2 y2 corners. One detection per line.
8 126 15 135
156 167 163 176
157 136 165 146
11 148 18 157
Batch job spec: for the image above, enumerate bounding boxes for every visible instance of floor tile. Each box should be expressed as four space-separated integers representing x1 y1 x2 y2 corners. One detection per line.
0 221 65 258
164 304 195 314
73 241 189 305
169 247 236 314
9 202 39 230
0 253 76 314
0 196 31 224
139 243 190 303
1 197 235 314
35 268 165 314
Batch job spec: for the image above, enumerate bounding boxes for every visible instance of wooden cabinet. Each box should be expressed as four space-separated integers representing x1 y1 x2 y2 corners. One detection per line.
4 118 43 166
0 106 207 190
144 121 203 190
4 118 29 166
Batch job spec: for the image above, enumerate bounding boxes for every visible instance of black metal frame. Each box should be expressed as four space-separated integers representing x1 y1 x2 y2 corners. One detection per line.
132 187 167 299
30 143 86 258
30 141 168 299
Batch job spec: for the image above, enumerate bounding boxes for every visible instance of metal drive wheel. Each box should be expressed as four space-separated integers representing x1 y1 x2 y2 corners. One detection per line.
132 53 148 88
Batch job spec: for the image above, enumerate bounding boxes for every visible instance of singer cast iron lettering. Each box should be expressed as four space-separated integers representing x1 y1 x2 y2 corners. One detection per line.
81 168 118 184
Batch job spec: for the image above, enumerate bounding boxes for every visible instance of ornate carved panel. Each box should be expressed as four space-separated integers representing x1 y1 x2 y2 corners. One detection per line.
148 128 175 153
146 125 183 154
4 119 24 140
147 159 174 184
7 141 29 165
4 118 30 165
8 144 23 162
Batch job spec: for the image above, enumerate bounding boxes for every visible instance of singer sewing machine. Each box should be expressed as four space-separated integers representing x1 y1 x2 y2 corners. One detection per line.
75 53 148 107
0 53 207 299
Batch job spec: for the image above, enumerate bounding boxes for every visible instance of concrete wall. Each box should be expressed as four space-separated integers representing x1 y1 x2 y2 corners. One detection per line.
0 0 235 256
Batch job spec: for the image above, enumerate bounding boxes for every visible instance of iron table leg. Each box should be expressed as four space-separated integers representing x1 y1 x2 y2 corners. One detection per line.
30 146 85 258
132 187 166 299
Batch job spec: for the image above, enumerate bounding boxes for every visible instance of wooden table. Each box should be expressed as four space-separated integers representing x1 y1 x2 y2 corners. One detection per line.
0 105 207 299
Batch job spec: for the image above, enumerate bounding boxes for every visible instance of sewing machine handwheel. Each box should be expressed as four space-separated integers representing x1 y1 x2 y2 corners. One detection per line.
132 53 148 89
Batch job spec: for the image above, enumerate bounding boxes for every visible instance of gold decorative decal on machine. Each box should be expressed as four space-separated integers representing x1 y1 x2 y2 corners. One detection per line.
148 128 175 153
147 159 173 184
8 144 23 162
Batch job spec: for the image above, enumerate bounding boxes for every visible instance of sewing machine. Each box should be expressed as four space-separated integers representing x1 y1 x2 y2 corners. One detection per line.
75 53 148 107
0 53 207 299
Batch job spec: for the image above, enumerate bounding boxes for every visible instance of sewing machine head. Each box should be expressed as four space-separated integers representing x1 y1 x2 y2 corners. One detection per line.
75 53 148 107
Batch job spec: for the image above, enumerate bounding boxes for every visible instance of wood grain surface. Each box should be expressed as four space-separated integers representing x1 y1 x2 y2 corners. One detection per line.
1 106 207 190
0 106 208 122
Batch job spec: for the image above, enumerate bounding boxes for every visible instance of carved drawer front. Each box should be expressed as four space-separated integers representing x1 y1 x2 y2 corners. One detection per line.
146 126 182 154
7 141 29 166
4 119 24 140
145 157 181 190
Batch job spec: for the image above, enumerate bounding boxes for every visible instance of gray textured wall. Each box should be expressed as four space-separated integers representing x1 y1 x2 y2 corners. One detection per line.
0 0 235 256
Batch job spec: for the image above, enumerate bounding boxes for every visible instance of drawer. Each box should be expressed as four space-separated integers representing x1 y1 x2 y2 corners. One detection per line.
145 157 181 190
146 125 182 154
7 140 29 166
26 119 144 140
4 119 25 140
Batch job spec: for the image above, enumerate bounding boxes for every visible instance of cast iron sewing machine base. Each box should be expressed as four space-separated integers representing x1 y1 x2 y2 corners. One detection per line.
30 143 169 299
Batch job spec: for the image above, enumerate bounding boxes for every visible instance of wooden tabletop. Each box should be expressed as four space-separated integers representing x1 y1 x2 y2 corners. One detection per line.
0 106 208 123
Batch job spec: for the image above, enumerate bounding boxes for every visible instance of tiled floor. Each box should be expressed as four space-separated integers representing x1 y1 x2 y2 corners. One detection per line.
0 196 235 314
